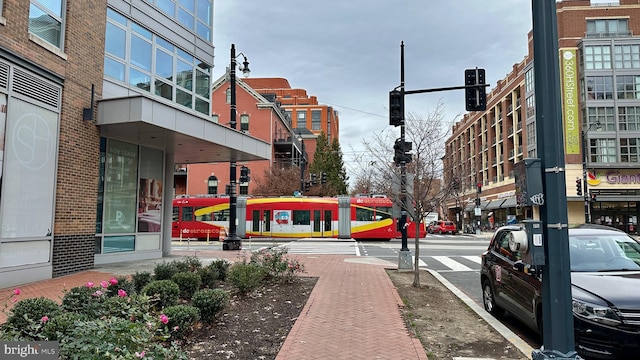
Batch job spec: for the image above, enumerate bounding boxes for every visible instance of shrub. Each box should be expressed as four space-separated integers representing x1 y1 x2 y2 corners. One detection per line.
197 265 219 288
41 312 87 341
227 263 267 295
251 246 305 283
4 297 61 333
209 259 230 281
191 289 228 322
142 280 180 310
171 271 201 299
61 285 104 315
106 275 136 296
153 261 180 280
59 315 187 359
173 256 202 273
132 270 153 293
162 305 200 339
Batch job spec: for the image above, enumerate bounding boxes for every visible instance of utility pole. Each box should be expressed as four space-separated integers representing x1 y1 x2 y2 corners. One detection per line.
531 1 580 359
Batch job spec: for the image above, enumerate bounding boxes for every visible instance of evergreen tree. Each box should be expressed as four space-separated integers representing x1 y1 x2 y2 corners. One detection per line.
309 132 348 196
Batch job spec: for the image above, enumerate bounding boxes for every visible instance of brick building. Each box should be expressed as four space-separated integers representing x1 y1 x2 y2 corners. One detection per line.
0 0 268 288
444 0 640 233
178 77 337 197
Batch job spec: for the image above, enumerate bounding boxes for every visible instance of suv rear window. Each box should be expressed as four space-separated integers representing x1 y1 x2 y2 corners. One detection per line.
444 221 454 226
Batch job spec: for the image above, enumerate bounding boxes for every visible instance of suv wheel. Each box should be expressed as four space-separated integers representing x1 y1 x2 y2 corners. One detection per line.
482 280 504 317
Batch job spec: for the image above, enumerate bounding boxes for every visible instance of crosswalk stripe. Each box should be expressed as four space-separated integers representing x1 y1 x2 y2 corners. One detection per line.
461 255 482 264
432 256 474 271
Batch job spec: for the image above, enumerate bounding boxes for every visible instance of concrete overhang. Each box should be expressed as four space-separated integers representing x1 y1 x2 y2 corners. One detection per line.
96 95 271 163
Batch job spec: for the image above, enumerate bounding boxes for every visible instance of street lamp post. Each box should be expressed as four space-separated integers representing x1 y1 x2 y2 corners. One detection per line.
299 137 306 193
224 43 250 251
581 121 601 224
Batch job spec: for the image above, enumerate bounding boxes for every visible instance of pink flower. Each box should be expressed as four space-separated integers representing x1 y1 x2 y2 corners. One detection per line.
11 297 18 303
109 277 118 285
41 316 49 323
118 289 127 297
86 282 94 288
159 314 169 324
135 351 145 358
92 290 103 297
100 281 109 288
13 288 21 296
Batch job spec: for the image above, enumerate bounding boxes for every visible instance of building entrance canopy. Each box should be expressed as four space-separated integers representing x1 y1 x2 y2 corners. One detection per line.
97 95 271 164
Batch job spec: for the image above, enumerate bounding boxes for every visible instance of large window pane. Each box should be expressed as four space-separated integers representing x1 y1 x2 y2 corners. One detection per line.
29 3 62 48
104 140 138 234
155 79 173 100
195 69 210 98
157 0 175 16
197 0 212 25
156 49 173 79
105 22 126 59
129 68 151 91
176 60 193 90
131 34 152 71
176 88 192 108
104 57 125 81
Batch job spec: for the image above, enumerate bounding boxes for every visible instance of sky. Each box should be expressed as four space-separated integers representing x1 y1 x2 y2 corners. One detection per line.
213 1 536 184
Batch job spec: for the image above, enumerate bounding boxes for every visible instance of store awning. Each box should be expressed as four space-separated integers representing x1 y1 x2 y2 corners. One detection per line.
485 200 506 210
500 198 517 208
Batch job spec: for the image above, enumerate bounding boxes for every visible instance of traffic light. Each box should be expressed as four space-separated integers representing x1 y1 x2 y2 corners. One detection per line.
576 178 583 196
304 181 310 192
239 166 250 183
393 138 412 166
465 68 486 112
311 173 317 186
389 90 404 126
321 172 327 184
477 182 482 194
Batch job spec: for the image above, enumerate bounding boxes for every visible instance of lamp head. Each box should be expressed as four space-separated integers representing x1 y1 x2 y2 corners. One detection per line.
241 57 250 77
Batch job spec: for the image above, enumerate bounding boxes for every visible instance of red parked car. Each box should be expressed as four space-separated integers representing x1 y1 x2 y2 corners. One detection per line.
430 220 458 234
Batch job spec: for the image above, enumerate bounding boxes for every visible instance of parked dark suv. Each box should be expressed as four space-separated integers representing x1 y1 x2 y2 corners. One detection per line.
480 224 640 360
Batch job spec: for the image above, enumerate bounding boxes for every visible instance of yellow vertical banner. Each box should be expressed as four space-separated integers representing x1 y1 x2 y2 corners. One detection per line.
561 48 580 155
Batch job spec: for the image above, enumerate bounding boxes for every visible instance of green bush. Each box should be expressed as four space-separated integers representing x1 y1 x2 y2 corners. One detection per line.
209 259 230 281
153 261 180 280
162 305 200 339
227 263 267 295
4 297 61 333
61 285 104 315
251 246 305 283
173 256 202 273
197 265 219 288
41 312 87 341
171 271 201 299
106 275 136 296
132 270 153 293
59 315 187 359
142 280 180 310
191 289 228 322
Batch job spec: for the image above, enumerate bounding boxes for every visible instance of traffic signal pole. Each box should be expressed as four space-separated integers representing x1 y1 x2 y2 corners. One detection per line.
390 42 488 271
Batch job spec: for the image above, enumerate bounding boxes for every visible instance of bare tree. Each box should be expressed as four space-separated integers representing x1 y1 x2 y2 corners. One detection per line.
351 101 455 286
252 165 301 196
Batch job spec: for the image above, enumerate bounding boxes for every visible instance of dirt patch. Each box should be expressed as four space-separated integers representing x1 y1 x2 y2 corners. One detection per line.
181 277 317 359
387 269 528 360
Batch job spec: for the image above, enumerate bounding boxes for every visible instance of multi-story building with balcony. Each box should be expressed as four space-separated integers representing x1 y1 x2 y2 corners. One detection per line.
177 77 337 197
0 0 269 289
444 0 640 234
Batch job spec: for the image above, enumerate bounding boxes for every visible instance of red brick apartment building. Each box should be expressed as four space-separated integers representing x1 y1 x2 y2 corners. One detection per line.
444 0 640 233
176 77 339 197
0 0 270 289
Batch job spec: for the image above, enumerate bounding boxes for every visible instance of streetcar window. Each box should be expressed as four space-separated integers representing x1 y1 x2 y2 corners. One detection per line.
214 209 229 221
356 207 374 221
182 206 194 221
376 206 392 221
293 210 310 225
195 206 212 221
172 206 179 221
